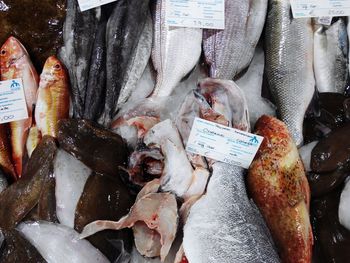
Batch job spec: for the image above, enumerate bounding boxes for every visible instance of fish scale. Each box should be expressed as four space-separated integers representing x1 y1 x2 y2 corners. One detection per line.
265 0 315 147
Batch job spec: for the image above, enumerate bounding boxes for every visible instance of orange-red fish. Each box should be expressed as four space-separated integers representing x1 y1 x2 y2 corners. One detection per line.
0 124 16 180
248 115 313 263
0 36 39 178
35 56 69 137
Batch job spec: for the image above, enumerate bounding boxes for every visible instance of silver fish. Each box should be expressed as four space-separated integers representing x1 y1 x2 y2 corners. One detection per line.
265 0 315 147
117 10 153 108
183 162 280 263
314 19 348 93
236 45 276 127
151 0 202 97
203 0 267 79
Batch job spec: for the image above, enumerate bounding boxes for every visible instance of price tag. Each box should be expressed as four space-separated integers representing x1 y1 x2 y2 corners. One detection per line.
290 0 350 18
0 79 28 124
186 118 263 169
77 0 117 12
166 0 225 29
317 16 332 26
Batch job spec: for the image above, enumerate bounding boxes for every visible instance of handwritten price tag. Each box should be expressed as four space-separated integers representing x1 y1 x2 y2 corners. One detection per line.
291 0 350 18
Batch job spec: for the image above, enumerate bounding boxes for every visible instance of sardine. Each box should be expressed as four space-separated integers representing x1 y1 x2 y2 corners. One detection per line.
59 0 100 118
0 125 16 180
0 36 39 177
248 115 313 263
35 56 70 137
265 0 315 147
203 0 267 79
314 19 348 93
117 10 153 109
102 0 150 126
183 163 280 263
151 0 202 97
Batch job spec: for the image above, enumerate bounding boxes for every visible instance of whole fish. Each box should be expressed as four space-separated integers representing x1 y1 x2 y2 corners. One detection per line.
0 125 16 180
203 0 267 79
265 0 315 147
0 36 39 178
117 10 153 109
151 0 202 97
35 56 70 138
314 19 348 93
248 115 313 263
59 0 100 118
183 162 280 263
102 0 150 127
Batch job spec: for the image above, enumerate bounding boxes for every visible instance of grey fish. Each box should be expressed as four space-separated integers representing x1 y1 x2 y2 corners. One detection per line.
59 0 101 118
265 0 315 147
183 162 280 263
102 0 150 127
117 10 153 109
83 10 108 122
151 0 202 97
0 168 8 194
314 19 348 93
203 0 267 80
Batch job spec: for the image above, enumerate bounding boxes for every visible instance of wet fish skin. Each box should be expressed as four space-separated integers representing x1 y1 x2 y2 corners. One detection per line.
265 0 315 147
151 0 202 97
26 124 42 158
314 19 349 93
35 56 70 138
102 0 150 126
0 125 16 180
248 115 313 263
0 36 39 177
60 0 100 118
203 0 267 79
0 167 8 194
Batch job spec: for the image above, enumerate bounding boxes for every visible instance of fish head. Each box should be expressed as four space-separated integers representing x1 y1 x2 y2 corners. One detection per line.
39 56 67 88
0 36 28 78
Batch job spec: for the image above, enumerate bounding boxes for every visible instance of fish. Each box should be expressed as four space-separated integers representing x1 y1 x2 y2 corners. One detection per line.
265 0 315 147
102 0 150 126
299 141 318 172
235 45 276 126
203 0 267 79
339 177 350 231
17 221 109 263
248 115 313 263
183 162 280 263
151 0 202 97
54 149 91 228
35 56 70 137
59 0 100 118
0 36 39 177
117 10 153 109
314 19 348 93
0 168 8 194
26 123 42 158
0 124 16 180
80 180 178 262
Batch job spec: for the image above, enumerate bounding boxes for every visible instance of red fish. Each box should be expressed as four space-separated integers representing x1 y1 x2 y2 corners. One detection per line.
0 36 39 178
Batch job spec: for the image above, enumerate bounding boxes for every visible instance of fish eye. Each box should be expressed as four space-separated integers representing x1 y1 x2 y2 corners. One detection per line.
54 63 61 70
0 49 6 56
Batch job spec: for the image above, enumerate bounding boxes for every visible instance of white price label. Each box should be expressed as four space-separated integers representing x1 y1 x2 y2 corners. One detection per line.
166 0 225 29
77 0 117 12
186 118 263 169
291 0 350 18
317 16 332 26
0 79 28 124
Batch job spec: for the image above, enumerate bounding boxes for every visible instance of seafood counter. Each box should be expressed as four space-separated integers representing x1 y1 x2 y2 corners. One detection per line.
0 0 349 263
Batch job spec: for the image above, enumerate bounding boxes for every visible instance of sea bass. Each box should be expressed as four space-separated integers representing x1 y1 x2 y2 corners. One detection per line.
151 0 202 97
0 36 39 178
0 125 16 180
59 0 100 118
314 19 348 93
203 0 267 79
35 56 70 137
248 115 313 263
265 0 315 146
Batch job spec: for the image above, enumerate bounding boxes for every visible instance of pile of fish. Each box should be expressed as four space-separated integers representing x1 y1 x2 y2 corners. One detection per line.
0 0 349 262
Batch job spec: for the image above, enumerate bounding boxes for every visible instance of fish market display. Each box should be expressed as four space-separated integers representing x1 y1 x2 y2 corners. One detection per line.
248 116 313 263
17 221 109 263
339 177 350 230
0 36 39 178
314 19 348 93
35 56 70 137
203 0 267 79
151 0 202 97
265 0 315 146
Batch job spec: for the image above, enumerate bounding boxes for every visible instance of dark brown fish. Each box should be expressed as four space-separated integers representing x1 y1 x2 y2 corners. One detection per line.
0 124 16 180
